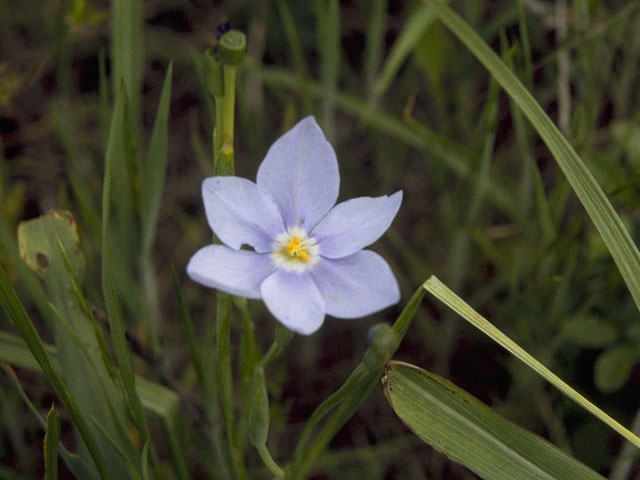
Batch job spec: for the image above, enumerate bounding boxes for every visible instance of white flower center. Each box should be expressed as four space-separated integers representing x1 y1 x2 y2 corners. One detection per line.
271 226 319 272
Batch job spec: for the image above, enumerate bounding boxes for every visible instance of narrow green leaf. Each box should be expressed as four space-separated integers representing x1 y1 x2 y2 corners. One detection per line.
428 0 640 314
44 405 61 480
423 275 640 450
142 62 173 253
383 361 605 480
594 345 637 393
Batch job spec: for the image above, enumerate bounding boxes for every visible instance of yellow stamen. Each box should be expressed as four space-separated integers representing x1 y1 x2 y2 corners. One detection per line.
299 251 309 261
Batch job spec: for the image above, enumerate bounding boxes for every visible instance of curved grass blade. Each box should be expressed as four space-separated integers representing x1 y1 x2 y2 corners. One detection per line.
427 0 640 314
383 361 605 480
423 275 640 450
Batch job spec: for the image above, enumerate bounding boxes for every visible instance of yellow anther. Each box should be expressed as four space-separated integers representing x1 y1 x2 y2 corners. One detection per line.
271 226 319 272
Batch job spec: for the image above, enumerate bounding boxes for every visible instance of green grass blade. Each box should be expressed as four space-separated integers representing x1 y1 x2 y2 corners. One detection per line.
315 0 340 141
141 62 173 254
111 0 143 139
363 0 387 96
102 81 155 469
428 0 640 314
423 275 640 450
44 405 61 480
383 361 605 480
373 3 436 98
0 264 112 480
276 0 313 114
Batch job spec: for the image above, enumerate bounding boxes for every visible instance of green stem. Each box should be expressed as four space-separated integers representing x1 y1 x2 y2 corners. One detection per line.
287 288 426 478
256 443 285 479
217 293 247 479
213 99 224 172
217 66 237 176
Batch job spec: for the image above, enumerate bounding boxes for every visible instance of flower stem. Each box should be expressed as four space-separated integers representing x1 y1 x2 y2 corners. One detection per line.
256 443 285 478
286 287 426 478
217 65 237 176
217 292 247 479
211 32 247 479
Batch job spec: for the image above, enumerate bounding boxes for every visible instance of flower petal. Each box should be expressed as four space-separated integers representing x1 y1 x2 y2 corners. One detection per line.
312 191 402 259
310 250 400 318
260 270 326 335
187 245 275 299
256 116 339 230
202 177 284 253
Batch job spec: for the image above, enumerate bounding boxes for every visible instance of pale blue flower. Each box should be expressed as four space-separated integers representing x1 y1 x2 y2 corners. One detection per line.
187 116 402 335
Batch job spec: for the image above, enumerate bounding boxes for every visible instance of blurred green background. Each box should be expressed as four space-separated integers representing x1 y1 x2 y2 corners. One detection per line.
1 0 640 478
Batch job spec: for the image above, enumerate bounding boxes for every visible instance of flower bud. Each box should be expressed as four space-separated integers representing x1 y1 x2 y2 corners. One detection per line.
364 323 397 369
218 30 247 66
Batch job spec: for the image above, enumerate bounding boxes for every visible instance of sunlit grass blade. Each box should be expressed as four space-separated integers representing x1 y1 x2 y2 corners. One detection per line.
427 0 640 314
0 264 112 480
383 361 605 480
44 405 61 480
423 275 640 450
